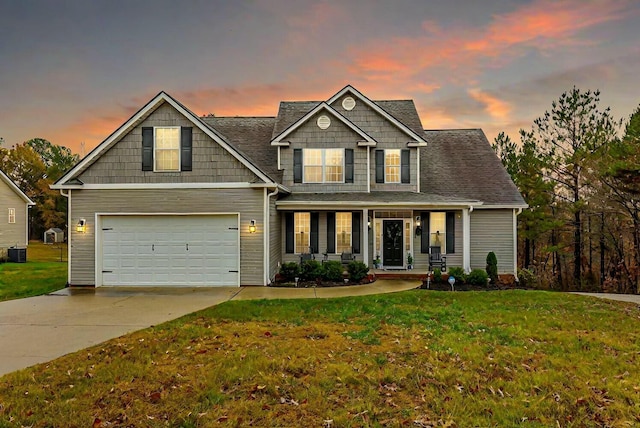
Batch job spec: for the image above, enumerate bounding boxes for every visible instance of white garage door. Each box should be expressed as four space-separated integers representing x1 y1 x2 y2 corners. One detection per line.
100 215 239 287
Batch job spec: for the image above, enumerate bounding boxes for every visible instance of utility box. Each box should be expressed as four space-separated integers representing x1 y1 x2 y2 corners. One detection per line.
8 247 27 263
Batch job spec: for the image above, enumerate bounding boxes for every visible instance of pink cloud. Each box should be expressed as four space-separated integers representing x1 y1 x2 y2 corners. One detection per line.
468 88 513 120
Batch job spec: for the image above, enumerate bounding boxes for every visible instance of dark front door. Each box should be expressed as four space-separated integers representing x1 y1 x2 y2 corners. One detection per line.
383 220 403 267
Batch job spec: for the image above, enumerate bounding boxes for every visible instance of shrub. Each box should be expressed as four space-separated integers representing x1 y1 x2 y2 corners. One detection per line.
432 268 442 283
517 268 539 289
279 262 300 282
300 260 323 281
322 261 344 282
467 269 489 286
347 261 369 282
447 266 466 283
486 252 498 284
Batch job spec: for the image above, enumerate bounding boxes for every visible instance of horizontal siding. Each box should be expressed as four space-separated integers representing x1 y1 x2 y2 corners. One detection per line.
0 184 28 248
470 209 515 274
412 211 462 270
269 195 281 283
78 103 259 184
70 188 265 286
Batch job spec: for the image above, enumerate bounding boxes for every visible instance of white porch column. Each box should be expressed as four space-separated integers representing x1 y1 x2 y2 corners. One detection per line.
462 207 471 272
363 208 369 266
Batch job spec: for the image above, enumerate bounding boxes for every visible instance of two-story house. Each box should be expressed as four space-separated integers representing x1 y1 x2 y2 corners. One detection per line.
52 85 526 287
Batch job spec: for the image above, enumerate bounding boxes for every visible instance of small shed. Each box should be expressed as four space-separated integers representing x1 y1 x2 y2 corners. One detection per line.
44 228 64 244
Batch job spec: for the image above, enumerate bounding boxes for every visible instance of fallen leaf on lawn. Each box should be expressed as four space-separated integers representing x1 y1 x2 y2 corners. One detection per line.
92 417 102 428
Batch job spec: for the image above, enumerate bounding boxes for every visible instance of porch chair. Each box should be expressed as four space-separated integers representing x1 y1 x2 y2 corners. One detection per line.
428 246 447 272
340 248 356 265
300 247 315 264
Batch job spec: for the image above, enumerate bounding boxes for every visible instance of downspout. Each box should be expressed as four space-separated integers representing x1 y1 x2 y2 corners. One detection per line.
264 186 279 286
59 189 71 286
514 207 523 280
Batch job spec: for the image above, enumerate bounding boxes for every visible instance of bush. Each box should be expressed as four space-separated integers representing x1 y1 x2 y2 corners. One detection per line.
467 269 489 286
433 268 442 283
486 252 498 284
517 268 539 289
447 266 466 283
322 261 344 282
347 261 369 282
300 260 323 281
280 262 300 281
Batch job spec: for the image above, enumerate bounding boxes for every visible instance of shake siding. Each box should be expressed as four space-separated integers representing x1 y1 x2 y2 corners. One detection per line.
0 183 28 248
280 113 368 191
78 103 258 184
70 188 265 286
470 209 514 274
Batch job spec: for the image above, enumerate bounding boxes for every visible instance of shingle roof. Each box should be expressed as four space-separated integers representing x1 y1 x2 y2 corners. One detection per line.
272 101 321 137
276 191 479 205
374 100 425 138
421 129 526 206
201 116 281 181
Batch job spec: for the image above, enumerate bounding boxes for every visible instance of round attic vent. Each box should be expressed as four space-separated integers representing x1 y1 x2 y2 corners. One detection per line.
342 96 356 111
317 115 331 129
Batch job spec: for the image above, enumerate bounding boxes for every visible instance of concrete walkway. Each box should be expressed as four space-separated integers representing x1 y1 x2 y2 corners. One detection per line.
0 280 419 377
572 292 640 304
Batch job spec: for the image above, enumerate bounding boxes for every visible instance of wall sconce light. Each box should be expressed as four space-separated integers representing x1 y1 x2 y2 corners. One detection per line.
249 219 257 233
415 216 422 236
76 218 87 233
367 216 372 230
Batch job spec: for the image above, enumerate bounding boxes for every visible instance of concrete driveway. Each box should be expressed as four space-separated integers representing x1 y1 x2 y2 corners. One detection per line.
0 280 419 377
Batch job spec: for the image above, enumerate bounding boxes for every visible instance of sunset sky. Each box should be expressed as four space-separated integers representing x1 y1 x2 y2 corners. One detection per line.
1 0 639 154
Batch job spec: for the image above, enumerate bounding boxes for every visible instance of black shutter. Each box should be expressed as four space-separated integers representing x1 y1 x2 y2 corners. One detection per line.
375 150 384 183
446 211 455 254
327 212 336 253
352 212 361 254
401 149 410 183
293 149 302 183
142 127 153 171
345 149 354 183
285 212 294 253
420 211 430 253
310 212 319 253
180 127 192 171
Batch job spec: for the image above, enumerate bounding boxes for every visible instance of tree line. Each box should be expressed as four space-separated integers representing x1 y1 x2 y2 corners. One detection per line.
493 87 640 293
0 138 79 239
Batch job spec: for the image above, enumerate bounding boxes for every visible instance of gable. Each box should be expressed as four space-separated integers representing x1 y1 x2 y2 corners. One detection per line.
77 102 260 184
284 109 371 145
0 169 35 205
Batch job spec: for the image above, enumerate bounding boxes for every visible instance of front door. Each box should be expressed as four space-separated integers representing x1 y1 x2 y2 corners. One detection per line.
383 220 403 267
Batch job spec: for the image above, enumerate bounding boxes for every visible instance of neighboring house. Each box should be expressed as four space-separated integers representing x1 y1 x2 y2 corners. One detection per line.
52 85 527 287
0 169 35 249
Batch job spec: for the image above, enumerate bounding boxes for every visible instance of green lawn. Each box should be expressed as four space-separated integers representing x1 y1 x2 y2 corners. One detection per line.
0 290 639 427
0 241 67 301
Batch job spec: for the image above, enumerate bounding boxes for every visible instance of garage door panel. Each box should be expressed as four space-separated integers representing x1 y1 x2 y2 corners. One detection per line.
101 215 239 287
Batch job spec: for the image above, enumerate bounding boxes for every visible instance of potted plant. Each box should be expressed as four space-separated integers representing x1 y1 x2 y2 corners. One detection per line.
407 253 413 269
373 254 381 269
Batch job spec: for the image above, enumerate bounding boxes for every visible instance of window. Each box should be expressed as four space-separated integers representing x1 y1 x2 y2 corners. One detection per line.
154 127 180 172
336 212 352 253
8 208 15 224
430 212 446 253
294 212 310 253
385 149 401 183
303 149 343 183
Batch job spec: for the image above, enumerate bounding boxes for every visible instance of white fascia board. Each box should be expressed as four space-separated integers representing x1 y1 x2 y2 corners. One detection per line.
276 201 482 209
0 170 35 205
357 141 377 147
55 92 276 187
474 204 529 210
271 102 376 145
407 141 427 147
326 85 428 144
53 182 287 191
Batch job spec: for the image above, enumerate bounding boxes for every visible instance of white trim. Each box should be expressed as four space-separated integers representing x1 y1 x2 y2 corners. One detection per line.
271 102 377 145
0 169 35 205
8 208 15 224
51 182 289 191
277 201 483 209
277 146 281 170
94 212 241 287
416 148 420 193
302 148 345 184
462 207 471 272
513 208 519 278
54 92 276 187
62 189 71 284
363 208 369 267
265 187 279 286
384 149 402 184
326 85 428 144
407 141 427 147
24 206 29 245
366 148 371 193
474 204 529 209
